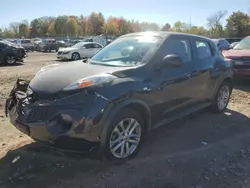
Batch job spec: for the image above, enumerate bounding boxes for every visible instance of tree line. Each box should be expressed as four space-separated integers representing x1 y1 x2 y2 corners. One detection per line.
0 10 250 39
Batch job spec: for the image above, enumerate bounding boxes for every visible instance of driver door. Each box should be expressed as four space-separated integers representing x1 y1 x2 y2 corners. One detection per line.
150 36 200 125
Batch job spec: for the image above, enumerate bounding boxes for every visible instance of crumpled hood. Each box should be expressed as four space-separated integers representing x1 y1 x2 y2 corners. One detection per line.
223 49 250 58
29 61 129 93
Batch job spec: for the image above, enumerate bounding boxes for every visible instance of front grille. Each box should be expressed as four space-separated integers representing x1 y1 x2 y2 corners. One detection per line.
234 64 250 69
57 51 62 55
230 57 250 69
27 104 82 122
230 57 250 62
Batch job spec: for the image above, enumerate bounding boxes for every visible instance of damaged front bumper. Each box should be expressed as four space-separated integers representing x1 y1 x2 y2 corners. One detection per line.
5 79 110 151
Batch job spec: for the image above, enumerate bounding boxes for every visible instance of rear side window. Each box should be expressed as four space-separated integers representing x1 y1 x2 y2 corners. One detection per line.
195 41 212 59
93 43 102 48
84 44 92 49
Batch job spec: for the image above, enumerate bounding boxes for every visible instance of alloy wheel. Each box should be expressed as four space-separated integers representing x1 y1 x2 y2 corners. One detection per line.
6 55 15 64
109 118 141 159
217 85 230 110
72 53 80 60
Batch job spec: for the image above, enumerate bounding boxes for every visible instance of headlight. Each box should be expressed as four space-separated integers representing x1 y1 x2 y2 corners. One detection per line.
62 74 117 91
62 51 70 54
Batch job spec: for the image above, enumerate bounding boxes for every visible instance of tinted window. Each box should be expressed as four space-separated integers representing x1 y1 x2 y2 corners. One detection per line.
164 38 191 63
93 43 102 48
195 41 212 59
23 40 31 43
84 44 92 49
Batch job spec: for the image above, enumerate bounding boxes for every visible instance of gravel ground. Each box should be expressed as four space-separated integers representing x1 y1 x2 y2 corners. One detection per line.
0 52 250 188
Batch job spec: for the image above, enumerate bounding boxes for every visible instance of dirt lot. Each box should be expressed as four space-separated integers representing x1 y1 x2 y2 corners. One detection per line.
1 52 250 188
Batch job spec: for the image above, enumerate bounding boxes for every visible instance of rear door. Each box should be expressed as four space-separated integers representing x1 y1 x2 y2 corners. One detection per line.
190 39 215 101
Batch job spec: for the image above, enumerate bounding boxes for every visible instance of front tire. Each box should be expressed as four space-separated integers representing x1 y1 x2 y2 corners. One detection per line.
100 108 145 161
5 54 16 65
211 81 232 113
72 52 80 61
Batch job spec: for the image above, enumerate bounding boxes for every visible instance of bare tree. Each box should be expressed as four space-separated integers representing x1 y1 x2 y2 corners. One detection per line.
207 10 227 37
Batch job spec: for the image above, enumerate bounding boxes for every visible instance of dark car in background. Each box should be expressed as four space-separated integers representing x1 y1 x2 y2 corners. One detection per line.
212 38 231 51
223 36 250 78
225 37 242 44
6 32 233 160
0 40 26 65
37 38 59 52
230 42 239 49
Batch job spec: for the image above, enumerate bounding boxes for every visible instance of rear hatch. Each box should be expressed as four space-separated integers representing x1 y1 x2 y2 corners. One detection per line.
45 40 58 50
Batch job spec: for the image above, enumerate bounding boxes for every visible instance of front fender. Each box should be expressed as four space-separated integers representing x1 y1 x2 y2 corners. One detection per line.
98 98 151 147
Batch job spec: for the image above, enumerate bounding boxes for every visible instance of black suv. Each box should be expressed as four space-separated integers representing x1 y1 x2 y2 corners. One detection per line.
0 40 26 65
6 32 233 160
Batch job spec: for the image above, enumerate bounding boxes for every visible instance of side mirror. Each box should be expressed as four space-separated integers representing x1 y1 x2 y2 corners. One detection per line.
161 54 184 68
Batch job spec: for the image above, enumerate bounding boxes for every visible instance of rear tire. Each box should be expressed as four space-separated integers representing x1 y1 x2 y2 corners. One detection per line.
100 108 145 161
211 81 232 113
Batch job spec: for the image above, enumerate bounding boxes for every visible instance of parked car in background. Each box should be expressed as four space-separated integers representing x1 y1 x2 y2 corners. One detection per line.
57 40 67 48
223 36 250 78
212 38 231 51
0 40 26 65
56 42 103 60
37 38 59 52
16 39 34 51
230 42 239 49
225 38 242 44
83 35 108 46
6 32 233 160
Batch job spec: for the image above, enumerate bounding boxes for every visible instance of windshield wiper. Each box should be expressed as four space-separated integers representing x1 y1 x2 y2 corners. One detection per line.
89 62 122 67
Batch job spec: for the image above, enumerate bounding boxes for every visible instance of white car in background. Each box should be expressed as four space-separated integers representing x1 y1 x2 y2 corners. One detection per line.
57 42 103 61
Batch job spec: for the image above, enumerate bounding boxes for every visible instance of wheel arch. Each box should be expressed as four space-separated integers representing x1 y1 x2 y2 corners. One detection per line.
213 76 233 100
72 52 81 59
100 98 152 141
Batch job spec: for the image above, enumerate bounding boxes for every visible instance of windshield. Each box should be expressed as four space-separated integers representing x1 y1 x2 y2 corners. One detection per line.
234 37 250 50
71 42 85 48
90 35 160 67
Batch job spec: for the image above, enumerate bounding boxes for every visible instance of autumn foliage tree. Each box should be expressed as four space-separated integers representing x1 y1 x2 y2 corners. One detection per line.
89 12 105 35
101 17 119 36
2 10 250 39
55 16 68 36
67 17 78 36
226 11 250 37
19 23 29 38
48 22 56 36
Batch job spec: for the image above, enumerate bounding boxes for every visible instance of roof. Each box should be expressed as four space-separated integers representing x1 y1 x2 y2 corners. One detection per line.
73 41 101 45
121 31 212 41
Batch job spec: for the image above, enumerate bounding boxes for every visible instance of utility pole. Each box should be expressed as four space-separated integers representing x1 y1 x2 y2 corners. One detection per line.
189 15 192 32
